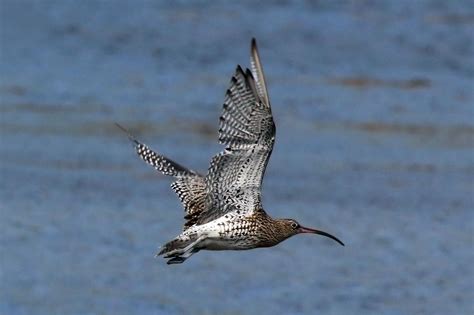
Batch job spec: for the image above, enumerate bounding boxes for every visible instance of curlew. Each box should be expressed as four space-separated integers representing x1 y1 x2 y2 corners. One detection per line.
117 38 344 264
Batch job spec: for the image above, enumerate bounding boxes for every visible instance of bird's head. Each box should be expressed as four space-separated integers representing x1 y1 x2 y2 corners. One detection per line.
278 219 345 246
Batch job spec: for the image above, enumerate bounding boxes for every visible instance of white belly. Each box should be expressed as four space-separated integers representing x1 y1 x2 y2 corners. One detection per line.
181 212 260 250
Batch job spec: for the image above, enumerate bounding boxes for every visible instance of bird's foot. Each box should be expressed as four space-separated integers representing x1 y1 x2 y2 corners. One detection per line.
166 256 186 264
162 235 205 258
162 248 199 264
163 249 184 258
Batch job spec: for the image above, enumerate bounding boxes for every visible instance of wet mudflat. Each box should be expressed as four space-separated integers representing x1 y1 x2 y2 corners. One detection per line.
1 1 473 314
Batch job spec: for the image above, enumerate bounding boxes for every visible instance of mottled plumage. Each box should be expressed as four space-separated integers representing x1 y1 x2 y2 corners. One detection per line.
118 39 344 264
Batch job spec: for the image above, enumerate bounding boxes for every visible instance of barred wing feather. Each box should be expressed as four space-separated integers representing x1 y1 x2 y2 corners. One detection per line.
198 56 275 225
115 123 207 229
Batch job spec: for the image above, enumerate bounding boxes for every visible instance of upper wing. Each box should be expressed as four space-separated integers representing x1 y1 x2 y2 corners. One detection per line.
197 40 275 225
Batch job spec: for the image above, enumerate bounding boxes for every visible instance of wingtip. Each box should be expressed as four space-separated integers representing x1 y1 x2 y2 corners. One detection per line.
251 38 258 52
249 37 271 108
245 68 253 78
114 122 139 145
250 37 258 55
236 64 245 75
114 122 128 136
114 122 126 132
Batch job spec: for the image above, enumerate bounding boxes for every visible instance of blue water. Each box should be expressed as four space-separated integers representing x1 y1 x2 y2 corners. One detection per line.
1 1 473 314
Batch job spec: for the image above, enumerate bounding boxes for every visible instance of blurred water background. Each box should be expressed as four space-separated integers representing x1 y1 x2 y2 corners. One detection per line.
1 1 473 314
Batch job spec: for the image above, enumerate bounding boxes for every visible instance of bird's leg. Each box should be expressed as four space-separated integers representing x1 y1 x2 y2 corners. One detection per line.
163 235 206 258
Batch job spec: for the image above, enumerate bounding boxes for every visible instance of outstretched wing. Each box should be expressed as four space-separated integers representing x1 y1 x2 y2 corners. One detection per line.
116 123 207 229
197 40 275 225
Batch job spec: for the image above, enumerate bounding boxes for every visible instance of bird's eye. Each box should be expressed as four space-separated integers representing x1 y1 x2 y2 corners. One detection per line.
291 222 298 229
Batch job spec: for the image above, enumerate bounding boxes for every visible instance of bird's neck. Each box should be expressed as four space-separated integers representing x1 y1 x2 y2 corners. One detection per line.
255 211 293 247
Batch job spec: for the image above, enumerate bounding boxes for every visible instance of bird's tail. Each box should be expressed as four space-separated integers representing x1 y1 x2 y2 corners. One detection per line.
115 123 197 177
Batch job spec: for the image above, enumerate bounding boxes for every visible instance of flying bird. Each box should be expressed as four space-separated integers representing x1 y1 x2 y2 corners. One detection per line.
117 38 343 264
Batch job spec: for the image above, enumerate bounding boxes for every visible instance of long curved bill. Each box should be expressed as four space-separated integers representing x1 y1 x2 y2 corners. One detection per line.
298 226 345 246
